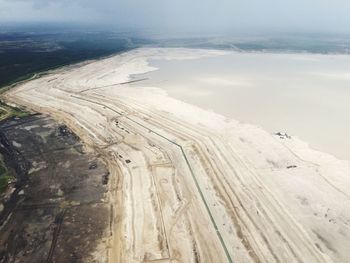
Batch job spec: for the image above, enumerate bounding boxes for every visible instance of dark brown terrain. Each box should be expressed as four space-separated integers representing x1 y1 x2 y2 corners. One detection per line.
0 114 110 263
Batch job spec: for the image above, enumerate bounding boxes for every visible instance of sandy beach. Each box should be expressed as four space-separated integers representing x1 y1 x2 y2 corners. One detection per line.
3 48 350 263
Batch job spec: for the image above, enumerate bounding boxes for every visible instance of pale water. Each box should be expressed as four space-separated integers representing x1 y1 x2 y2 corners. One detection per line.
134 52 350 161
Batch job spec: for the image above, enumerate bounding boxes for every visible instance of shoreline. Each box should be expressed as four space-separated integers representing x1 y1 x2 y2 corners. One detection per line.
133 50 350 162
2 47 350 262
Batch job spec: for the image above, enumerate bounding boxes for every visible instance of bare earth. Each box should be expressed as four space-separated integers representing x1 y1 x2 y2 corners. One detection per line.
3 48 350 263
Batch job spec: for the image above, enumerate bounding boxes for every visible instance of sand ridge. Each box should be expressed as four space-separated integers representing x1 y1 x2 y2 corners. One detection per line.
3 48 350 263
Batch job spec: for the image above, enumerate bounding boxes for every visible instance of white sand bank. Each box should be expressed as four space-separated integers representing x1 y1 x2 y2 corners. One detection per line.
3 48 350 263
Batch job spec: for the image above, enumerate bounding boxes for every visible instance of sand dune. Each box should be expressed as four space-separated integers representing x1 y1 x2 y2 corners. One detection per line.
3 48 350 263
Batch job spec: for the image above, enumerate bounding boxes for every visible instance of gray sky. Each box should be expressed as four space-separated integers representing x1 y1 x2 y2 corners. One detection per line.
1 0 350 33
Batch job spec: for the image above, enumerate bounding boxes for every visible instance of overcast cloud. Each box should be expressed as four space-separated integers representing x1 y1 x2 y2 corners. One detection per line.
1 0 350 33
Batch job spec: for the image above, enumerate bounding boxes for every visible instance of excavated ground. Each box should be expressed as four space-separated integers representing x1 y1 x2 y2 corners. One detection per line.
0 114 110 262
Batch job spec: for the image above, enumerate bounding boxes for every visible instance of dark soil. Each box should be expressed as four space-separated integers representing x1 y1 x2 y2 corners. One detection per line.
0 114 110 263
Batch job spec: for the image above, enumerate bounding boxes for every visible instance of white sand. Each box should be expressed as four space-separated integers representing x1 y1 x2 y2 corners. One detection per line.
3 48 350 263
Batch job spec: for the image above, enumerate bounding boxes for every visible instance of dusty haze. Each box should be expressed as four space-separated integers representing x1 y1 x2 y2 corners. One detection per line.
1 0 350 34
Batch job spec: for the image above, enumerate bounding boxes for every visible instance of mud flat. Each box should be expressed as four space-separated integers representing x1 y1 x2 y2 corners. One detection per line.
2 48 350 263
0 114 110 262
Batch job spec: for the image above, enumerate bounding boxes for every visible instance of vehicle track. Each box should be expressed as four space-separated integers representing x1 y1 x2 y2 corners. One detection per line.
70 93 234 263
